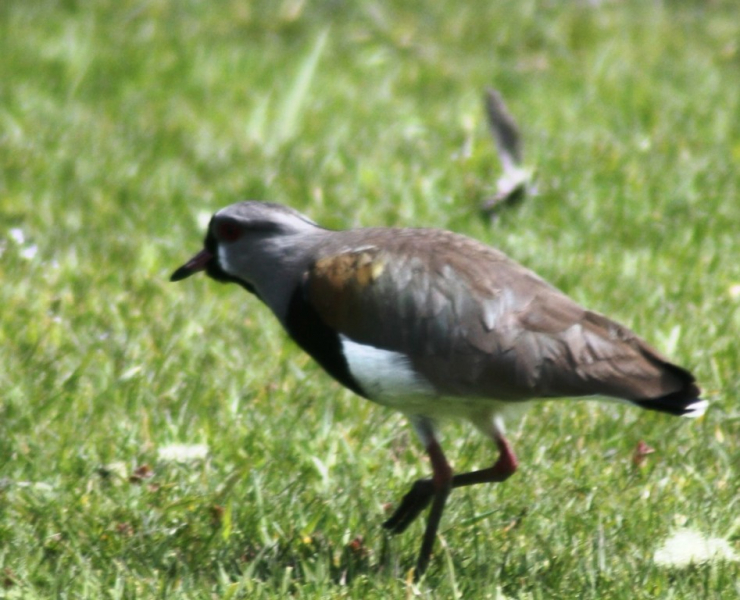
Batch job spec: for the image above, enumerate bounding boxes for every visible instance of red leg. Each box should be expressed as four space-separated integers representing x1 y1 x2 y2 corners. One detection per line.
452 433 518 488
415 436 452 577
382 417 518 578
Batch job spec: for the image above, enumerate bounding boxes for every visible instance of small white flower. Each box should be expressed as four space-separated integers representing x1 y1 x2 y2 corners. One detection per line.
7 228 38 259
20 244 38 260
654 529 739 568
158 443 209 463
9 228 25 244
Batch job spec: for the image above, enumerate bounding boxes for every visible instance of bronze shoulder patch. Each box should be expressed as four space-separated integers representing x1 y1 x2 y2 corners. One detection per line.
312 250 385 290
306 249 386 333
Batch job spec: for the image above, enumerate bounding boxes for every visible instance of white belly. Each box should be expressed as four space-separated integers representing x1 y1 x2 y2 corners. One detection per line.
339 336 434 399
339 336 524 421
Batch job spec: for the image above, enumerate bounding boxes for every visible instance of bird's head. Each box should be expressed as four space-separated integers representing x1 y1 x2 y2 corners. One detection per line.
171 201 322 300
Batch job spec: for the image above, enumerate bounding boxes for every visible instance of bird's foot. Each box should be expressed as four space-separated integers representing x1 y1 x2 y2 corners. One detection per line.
382 478 435 534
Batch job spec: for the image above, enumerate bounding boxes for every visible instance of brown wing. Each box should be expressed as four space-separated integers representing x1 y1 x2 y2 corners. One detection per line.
304 229 690 402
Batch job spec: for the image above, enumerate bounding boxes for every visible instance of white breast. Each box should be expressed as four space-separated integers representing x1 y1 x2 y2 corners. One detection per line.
339 336 435 401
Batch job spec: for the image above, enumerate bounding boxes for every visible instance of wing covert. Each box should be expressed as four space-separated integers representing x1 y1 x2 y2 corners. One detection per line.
301 231 685 402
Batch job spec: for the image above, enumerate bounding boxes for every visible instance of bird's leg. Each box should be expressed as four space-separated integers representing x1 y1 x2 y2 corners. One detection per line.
451 433 518 488
383 432 517 533
381 436 452 526
382 478 436 534
382 419 453 577
415 435 452 577
382 420 517 577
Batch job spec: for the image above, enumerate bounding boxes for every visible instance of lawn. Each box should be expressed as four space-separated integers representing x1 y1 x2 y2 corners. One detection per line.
1 0 739 598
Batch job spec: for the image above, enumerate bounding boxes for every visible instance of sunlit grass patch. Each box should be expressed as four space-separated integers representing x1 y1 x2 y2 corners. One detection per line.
654 529 739 568
157 443 210 463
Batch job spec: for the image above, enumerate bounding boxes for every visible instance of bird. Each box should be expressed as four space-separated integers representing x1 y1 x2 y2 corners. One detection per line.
481 88 535 214
171 201 706 577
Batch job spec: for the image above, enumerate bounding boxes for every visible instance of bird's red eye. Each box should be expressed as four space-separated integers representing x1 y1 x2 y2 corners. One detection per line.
217 220 243 242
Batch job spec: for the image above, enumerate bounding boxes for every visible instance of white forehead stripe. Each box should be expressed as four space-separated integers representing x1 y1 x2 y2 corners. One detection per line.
217 245 236 277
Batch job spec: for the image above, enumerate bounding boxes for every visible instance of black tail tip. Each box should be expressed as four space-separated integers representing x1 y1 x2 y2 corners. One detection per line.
635 388 707 418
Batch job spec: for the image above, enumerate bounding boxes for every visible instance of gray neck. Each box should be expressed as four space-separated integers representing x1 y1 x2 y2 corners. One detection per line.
247 231 331 322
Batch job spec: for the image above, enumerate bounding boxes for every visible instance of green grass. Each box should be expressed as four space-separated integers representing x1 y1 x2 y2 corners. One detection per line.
2 0 740 597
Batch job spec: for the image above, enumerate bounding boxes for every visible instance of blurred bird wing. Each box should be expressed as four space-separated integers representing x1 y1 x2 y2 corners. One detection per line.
485 88 523 171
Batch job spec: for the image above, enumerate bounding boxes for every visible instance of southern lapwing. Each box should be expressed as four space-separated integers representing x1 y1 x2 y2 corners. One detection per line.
171 201 706 577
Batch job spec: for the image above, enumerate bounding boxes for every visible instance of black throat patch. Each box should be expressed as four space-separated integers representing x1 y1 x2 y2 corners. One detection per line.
284 284 367 399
